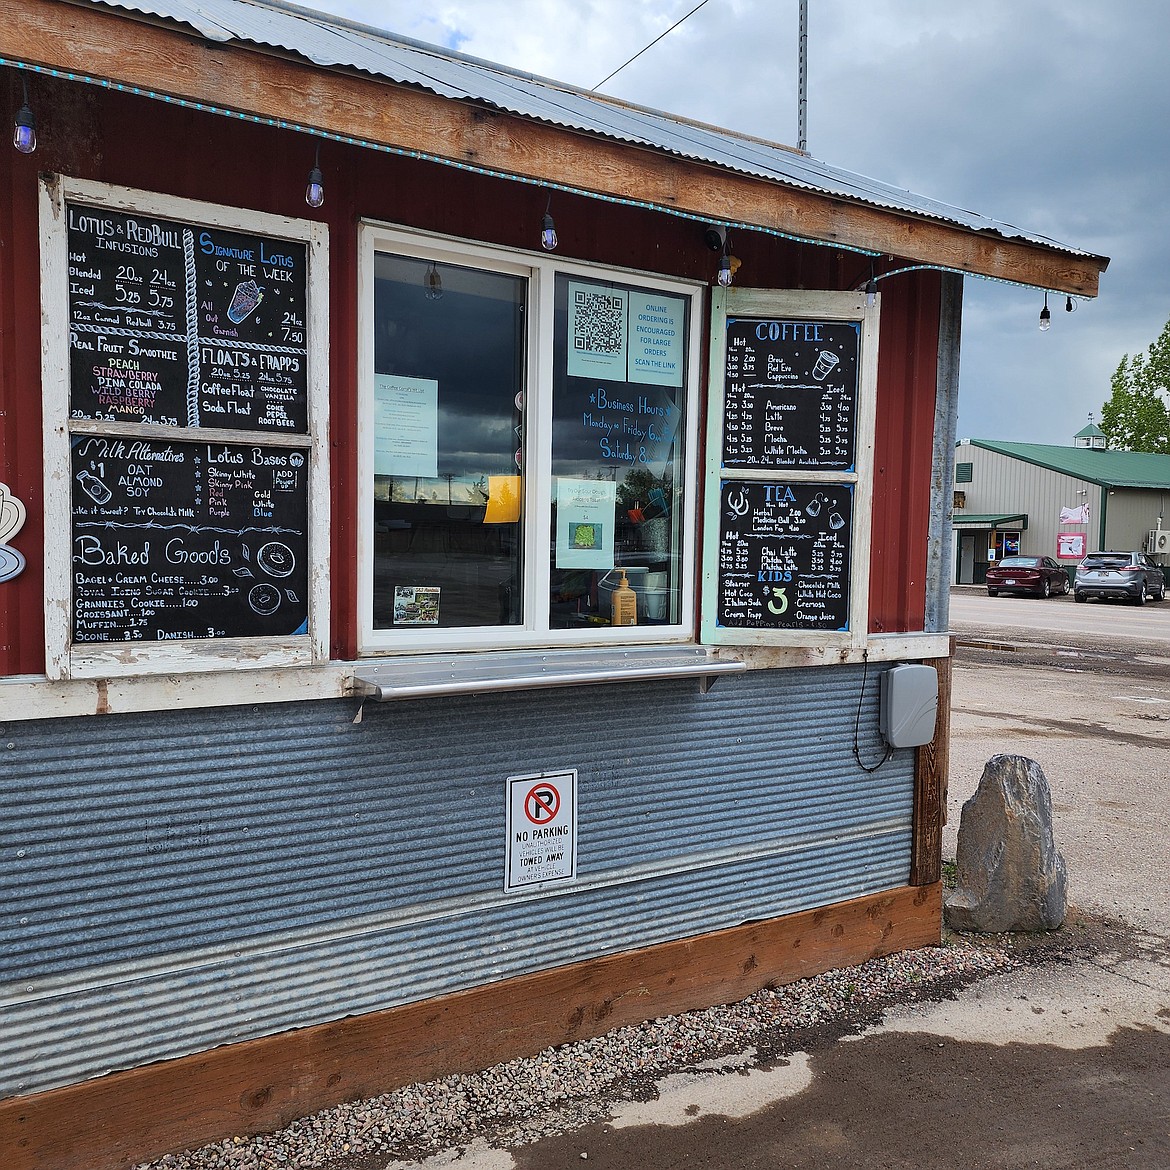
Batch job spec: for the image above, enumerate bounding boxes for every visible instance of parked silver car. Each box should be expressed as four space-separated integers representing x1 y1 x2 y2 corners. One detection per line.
1074 551 1166 605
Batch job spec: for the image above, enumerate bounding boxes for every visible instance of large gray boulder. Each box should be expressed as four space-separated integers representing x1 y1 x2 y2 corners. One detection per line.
944 753 1068 933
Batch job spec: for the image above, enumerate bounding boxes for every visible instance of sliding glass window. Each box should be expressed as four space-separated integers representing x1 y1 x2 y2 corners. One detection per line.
358 226 701 653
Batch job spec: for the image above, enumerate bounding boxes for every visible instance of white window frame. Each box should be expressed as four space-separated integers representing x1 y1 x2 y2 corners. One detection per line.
356 223 703 655
700 288 880 650
39 176 330 679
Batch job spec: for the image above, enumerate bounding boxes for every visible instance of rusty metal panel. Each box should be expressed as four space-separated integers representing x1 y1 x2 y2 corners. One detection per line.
1 664 913 1097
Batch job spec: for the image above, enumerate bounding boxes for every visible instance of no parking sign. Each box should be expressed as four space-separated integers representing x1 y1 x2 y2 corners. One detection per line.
505 769 577 891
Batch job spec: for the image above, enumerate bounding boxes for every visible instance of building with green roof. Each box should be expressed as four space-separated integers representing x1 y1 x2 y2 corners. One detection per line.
952 434 1170 584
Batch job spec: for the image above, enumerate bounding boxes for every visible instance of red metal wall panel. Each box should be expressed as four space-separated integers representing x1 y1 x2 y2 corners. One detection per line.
868 272 944 634
0 75 939 674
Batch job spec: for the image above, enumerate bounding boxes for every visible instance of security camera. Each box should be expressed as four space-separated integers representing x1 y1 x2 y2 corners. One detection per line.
704 224 727 251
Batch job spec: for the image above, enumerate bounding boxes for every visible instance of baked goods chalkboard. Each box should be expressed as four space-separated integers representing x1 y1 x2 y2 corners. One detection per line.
716 480 851 631
67 204 308 432
71 435 309 643
722 318 859 470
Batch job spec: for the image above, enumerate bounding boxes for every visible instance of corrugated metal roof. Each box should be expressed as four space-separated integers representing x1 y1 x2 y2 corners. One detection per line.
970 440 1170 489
88 0 1098 262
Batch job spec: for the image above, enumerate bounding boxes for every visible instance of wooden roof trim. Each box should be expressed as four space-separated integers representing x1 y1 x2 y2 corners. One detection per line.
5 0 1105 295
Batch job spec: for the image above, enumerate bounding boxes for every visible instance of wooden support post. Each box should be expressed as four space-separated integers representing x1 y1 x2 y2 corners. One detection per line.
911 650 953 885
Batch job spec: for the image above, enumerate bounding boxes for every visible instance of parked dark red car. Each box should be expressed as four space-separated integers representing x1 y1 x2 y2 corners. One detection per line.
985 555 1070 598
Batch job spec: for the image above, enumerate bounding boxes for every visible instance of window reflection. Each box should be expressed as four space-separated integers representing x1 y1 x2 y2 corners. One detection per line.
549 275 688 628
372 254 525 629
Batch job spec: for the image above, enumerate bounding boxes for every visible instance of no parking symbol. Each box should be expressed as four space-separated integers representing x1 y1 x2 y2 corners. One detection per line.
505 769 577 892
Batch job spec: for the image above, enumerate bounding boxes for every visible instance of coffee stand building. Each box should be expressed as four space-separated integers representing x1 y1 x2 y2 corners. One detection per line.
0 2 1107 1166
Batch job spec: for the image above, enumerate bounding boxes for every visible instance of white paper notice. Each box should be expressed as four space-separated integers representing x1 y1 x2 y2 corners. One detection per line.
567 281 628 380
375 374 438 478
628 291 684 387
555 477 617 569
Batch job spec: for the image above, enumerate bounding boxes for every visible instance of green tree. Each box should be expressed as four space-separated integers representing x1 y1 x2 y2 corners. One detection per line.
1099 318 1170 453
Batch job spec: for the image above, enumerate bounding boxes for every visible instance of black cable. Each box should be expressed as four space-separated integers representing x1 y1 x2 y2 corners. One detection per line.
852 651 893 773
591 0 715 91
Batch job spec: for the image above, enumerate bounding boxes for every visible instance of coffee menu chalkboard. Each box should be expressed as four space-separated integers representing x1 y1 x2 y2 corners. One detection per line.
71 435 309 643
716 480 851 631
67 205 308 432
722 318 859 471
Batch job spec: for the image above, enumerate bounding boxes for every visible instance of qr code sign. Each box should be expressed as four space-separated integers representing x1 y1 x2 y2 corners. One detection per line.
573 290 625 355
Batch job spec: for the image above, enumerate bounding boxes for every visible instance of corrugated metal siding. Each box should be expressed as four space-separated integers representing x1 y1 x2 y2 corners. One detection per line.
83 0 1093 258
1 665 914 1097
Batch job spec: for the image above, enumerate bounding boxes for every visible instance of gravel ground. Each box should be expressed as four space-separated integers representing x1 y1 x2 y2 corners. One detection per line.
136 931 1026 1170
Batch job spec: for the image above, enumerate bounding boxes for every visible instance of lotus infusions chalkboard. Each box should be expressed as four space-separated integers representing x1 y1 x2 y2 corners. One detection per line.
66 204 308 431
722 318 859 471
60 194 317 651
716 480 852 631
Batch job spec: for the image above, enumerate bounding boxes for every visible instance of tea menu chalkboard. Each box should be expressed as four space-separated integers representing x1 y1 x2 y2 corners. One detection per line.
70 435 309 643
716 480 851 631
722 318 859 471
67 205 308 432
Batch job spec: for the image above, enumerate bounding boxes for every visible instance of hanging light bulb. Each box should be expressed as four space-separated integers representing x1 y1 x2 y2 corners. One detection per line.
716 236 734 288
540 192 558 251
541 211 558 252
304 144 324 209
424 261 443 300
1038 292 1051 332
13 78 35 155
1065 295 1077 313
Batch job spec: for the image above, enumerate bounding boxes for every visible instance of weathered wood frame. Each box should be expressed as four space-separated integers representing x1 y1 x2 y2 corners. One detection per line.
701 288 879 647
0 0 1105 296
39 174 330 678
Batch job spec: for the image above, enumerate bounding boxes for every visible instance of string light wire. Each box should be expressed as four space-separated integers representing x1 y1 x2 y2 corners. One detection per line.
5 58 1086 293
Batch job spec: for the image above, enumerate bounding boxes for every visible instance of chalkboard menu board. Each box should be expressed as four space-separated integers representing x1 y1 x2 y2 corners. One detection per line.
70 435 309 643
722 318 859 471
716 480 851 631
67 205 308 432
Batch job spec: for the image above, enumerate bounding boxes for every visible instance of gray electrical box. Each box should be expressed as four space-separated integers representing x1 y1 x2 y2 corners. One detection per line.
879 664 939 748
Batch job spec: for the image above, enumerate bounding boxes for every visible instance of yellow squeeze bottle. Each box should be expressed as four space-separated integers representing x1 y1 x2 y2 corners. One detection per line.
611 569 638 626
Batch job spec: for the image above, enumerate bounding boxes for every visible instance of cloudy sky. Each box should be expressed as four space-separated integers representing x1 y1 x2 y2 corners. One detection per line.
312 0 1168 446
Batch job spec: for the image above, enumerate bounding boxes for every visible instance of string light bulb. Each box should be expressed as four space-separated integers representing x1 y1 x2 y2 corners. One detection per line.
540 192 558 251
865 276 878 307
1039 291 1051 332
1065 295 1077 313
424 261 443 300
717 235 734 287
304 144 324 208
13 78 35 155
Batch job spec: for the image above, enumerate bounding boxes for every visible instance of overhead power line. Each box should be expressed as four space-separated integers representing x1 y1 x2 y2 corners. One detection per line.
591 0 714 92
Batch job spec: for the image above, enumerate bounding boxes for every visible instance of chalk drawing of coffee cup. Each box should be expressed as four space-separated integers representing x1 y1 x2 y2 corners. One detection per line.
227 279 263 324
829 510 845 530
249 582 281 615
811 349 840 381
806 492 825 517
256 541 295 578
